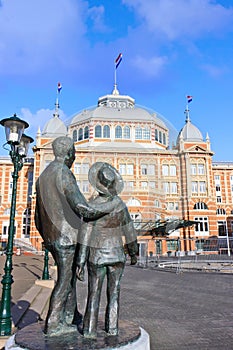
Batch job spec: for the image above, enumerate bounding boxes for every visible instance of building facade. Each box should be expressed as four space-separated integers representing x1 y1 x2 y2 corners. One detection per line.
0 86 233 256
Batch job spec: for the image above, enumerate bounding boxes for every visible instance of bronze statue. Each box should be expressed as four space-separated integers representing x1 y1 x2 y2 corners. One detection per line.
76 162 138 339
35 137 118 336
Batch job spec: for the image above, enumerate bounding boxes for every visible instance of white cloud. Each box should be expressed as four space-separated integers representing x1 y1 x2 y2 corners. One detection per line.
20 107 67 135
132 55 168 77
87 5 109 32
123 0 233 40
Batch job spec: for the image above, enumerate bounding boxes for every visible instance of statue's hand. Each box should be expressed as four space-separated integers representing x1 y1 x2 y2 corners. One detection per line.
76 265 85 281
130 255 137 265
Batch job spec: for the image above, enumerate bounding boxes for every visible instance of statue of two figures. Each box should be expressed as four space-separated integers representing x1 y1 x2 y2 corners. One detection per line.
35 136 138 339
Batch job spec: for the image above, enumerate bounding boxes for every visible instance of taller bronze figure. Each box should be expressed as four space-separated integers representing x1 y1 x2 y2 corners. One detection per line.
35 137 117 336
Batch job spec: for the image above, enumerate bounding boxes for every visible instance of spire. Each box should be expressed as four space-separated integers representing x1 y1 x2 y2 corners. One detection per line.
54 82 62 118
112 84 119 95
185 95 193 123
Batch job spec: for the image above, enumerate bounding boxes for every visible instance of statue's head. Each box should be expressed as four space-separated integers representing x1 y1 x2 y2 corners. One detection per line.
89 162 124 196
52 136 75 168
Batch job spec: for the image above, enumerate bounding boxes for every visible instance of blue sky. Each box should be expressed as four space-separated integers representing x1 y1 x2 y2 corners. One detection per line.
0 0 233 160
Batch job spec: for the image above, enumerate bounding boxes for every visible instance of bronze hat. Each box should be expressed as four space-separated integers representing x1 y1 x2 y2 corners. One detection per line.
88 162 124 195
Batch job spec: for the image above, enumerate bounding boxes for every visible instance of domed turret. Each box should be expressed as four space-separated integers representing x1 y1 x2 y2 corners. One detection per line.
177 107 203 143
42 99 67 138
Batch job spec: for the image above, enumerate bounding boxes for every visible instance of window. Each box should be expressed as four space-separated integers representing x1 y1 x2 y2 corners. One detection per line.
191 164 196 175
163 182 169 194
103 125 110 138
127 198 141 206
141 164 155 175
22 208 31 237
163 133 166 145
215 175 220 181
123 126 130 139
130 213 142 229
74 163 89 175
216 208 226 215
27 171 33 202
135 127 142 140
119 163 134 175
143 127 150 140
162 165 169 176
199 181 206 193
155 129 158 141
198 164 205 175
149 181 156 189
84 126 89 139
95 125 102 138
167 240 178 251
154 200 160 208
194 202 208 210
82 181 89 193
141 181 148 189
78 128 83 141
170 182 177 194
170 165 176 176
115 126 122 139
218 221 226 236
125 181 134 189
192 181 198 193
73 130 77 142
159 131 162 143
217 196 222 203
194 217 209 235
216 185 221 192
167 202 179 211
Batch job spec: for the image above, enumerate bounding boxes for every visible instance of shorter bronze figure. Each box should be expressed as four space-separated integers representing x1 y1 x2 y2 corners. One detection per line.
77 162 138 339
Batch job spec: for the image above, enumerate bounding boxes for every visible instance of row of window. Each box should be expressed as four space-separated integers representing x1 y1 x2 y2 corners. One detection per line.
72 125 167 144
73 126 89 142
1 208 31 238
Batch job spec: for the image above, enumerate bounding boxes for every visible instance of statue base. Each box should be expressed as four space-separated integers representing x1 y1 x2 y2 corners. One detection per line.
5 320 150 350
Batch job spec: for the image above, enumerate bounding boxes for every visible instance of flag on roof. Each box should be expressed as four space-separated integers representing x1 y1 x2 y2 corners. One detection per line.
57 82 62 93
115 53 122 69
187 95 193 103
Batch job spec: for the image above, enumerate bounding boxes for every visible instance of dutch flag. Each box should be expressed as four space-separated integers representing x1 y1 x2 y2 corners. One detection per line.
187 95 193 103
115 53 122 69
57 82 62 93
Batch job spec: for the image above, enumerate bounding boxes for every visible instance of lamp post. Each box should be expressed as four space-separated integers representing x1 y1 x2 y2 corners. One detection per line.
0 114 33 336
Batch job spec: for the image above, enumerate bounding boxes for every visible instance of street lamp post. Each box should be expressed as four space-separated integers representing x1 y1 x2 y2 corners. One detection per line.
0 114 33 336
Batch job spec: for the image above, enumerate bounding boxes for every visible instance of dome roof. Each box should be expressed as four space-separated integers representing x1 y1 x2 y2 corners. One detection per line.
70 87 168 130
42 115 67 138
177 115 203 143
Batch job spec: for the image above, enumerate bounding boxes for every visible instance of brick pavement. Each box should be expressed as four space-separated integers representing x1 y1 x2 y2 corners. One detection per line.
77 263 233 350
1 255 233 349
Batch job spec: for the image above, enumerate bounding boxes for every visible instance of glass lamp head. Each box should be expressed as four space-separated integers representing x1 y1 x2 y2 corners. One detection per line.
18 134 34 157
0 114 29 144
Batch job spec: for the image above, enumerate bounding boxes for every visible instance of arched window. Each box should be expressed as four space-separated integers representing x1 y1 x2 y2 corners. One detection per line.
123 126 130 139
127 198 141 206
155 129 158 141
194 202 208 210
216 208 226 215
78 128 83 141
115 126 122 139
84 126 89 139
103 125 110 138
73 130 77 142
135 127 142 139
95 125 102 138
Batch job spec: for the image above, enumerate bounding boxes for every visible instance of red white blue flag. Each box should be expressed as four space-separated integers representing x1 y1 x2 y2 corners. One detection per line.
57 82 62 93
115 53 122 69
187 95 193 103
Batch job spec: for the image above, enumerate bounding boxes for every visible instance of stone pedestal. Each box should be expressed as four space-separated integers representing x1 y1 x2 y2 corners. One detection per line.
5 320 150 350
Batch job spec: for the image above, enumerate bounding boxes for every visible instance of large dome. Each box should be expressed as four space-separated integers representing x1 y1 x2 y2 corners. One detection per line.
70 87 167 130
